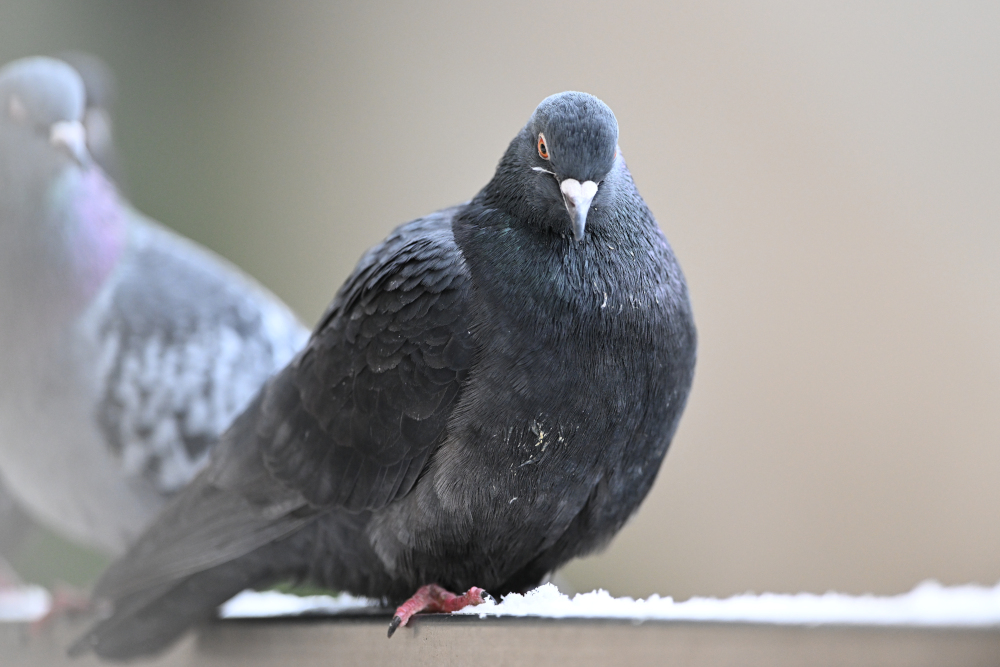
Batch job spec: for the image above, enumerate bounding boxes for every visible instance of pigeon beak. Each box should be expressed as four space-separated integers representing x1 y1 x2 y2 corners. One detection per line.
560 178 598 242
49 120 92 166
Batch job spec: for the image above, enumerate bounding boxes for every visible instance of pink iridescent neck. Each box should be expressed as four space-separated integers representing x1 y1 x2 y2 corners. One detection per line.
48 166 128 304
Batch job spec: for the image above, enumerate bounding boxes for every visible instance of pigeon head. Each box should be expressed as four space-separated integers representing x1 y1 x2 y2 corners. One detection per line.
512 92 620 242
0 56 125 311
0 56 91 165
529 92 618 182
56 52 122 181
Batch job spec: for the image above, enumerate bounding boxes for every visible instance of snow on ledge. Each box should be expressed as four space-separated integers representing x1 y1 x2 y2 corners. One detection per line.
5 580 1000 627
222 580 1000 627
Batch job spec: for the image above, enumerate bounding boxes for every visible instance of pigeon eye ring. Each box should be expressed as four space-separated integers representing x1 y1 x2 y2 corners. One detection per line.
537 133 550 160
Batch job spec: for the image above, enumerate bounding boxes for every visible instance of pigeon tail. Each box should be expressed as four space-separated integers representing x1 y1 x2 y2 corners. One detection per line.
70 550 276 660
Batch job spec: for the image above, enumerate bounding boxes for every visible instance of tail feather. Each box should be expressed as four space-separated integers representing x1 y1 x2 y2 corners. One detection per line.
71 540 299 660
92 471 309 603
72 387 320 659
71 571 239 659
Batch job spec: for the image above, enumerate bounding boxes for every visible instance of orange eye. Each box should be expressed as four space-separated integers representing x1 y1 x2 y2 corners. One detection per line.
537 133 549 160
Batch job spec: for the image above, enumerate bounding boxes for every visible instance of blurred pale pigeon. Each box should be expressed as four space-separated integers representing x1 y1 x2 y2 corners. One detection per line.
0 52 123 579
0 475 33 583
0 56 308 557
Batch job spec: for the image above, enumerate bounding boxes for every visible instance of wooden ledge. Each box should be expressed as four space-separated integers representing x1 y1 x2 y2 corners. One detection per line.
5 613 1000 667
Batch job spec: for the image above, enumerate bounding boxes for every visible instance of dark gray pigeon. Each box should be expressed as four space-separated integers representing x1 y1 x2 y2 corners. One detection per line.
74 91 696 659
0 56 308 562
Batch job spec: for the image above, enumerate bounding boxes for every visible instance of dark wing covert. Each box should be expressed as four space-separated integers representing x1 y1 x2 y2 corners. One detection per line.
259 207 475 511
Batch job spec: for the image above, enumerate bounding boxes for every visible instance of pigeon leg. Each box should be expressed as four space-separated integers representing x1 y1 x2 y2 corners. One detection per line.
387 584 488 637
29 584 91 636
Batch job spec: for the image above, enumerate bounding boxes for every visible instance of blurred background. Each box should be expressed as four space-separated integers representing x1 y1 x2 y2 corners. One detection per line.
2 1 999 601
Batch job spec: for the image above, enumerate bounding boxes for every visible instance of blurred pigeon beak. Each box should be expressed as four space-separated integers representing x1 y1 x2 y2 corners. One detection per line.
49 120 92 166
560 178 598 242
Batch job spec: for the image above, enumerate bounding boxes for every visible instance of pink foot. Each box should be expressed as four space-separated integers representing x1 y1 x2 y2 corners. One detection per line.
29 585 91 636
387 584 489 637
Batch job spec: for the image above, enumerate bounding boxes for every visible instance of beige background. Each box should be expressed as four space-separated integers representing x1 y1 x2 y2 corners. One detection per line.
2 2 999 600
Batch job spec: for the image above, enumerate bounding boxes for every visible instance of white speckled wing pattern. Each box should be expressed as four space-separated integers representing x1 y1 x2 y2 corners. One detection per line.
85 216 308 496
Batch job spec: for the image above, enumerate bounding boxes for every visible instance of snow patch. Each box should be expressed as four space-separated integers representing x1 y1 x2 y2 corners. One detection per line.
219 590 379 618
456 581 1000 627
0 586 51 622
